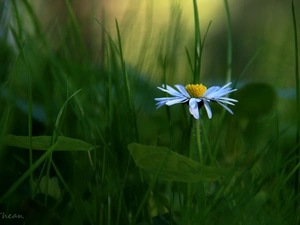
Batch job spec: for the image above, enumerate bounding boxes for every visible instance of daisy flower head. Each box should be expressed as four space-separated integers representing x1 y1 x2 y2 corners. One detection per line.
154 82 238 119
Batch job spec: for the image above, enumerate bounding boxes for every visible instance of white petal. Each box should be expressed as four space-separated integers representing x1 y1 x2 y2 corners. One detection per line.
217 101 234 114
218 97 238 102
189 98 200 119
165 97 188 106
157 85 184 98
220 82 232 89
204 83 237 100
203 100 212 119
155 96 177 108
154 97 177 101
174 84 191 98
217 98 237 105
156 102 167 108
155 100 170 108
216 88 237 97
204 86 220 97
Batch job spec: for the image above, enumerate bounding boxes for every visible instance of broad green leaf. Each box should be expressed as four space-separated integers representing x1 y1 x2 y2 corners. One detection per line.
128 143 227 182
3 135 94 151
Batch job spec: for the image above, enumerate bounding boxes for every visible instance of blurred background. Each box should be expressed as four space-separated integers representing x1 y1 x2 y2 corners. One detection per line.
30 0 299 84
1 0 297 149
3 0 298 82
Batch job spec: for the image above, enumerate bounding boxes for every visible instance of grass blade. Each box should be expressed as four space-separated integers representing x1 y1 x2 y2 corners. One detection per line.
292 0 299 220
0 142 58 203
115 19 139 142
192 0 201 84
223 0 233 84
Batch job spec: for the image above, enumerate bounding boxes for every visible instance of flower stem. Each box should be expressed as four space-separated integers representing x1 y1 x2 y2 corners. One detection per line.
186 118 203 223
195 119 203 165
187 119 194 224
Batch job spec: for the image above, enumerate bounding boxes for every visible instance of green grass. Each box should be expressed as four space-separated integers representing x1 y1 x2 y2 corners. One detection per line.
0 0 299 225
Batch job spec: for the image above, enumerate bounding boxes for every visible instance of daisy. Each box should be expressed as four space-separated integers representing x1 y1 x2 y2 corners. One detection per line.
154 82 238 119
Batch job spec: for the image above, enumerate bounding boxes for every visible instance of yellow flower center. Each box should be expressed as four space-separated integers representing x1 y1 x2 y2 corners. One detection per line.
185 84 207 98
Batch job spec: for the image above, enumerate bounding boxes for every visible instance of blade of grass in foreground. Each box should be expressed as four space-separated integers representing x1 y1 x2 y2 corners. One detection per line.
10 7 35 198
115 19 139 143
64 0 87 58
223 0 233 84
292 0 299 221
0 142 58 203
192 0 201 84
52 89 82 143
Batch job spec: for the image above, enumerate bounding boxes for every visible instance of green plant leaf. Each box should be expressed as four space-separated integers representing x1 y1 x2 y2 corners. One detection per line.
33 176 61 200
3 135 94 151
128 143 227 182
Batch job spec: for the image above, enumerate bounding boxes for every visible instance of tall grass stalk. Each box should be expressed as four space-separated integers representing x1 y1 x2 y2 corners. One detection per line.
131 150 171 225
116 154 131 225
192 0 201 84
64 0 87 58
10 2 35 198
195 119 203 165
186 2 207 223
115 19 139 143
292 0 299 220
161 56 172 146
211 0 233 162
223 0 233 84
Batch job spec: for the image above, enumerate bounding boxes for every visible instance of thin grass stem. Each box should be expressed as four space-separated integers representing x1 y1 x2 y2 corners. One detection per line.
161 56 172 146
116 155 131 225
9 6 34 198
185 47 194 77
63 0 87 58
186 121 194 222
195 119 203 165
27 54 34 199
131 149 170 225
192 0 201 84
44 153 53 206
115 19 139 142
292 0 299 219
223 0 233 84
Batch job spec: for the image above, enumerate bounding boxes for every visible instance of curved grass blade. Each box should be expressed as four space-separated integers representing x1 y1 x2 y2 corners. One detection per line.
115 19 139 142
192 0 201 84
223 0 233 84
52 89 82 143
292 0 299 219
